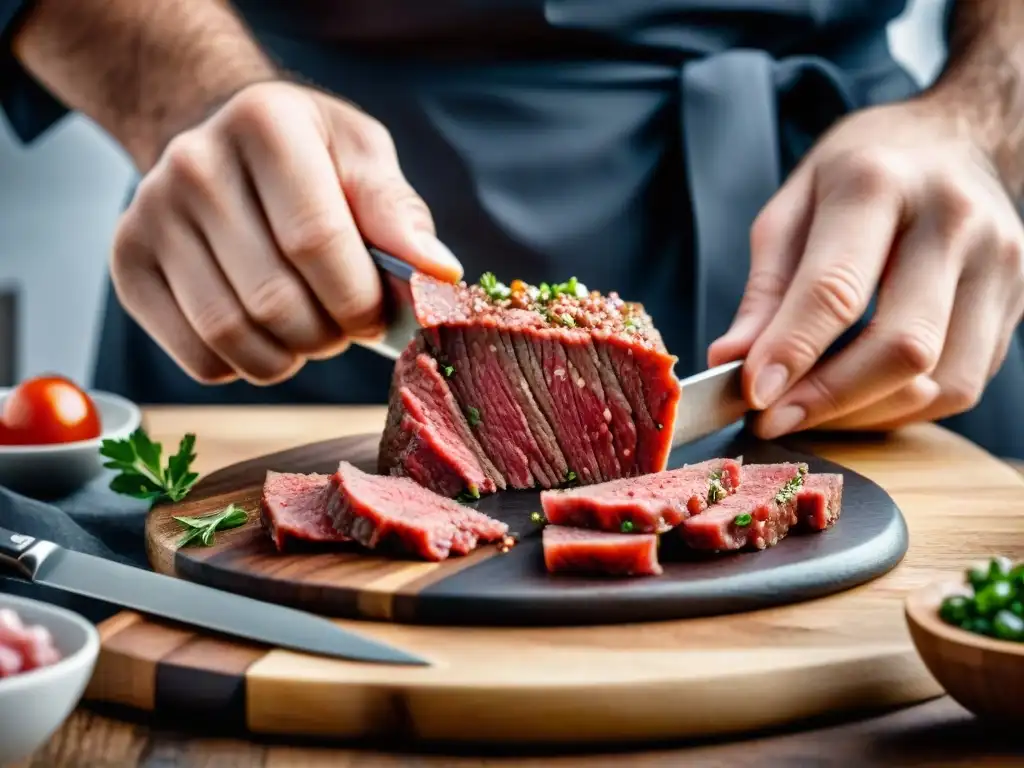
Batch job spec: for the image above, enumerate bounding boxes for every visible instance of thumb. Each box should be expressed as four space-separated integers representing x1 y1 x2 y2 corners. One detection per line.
345 167 463 283
707 169 813 368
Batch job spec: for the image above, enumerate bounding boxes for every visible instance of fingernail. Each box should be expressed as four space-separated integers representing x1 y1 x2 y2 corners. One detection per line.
752 363 790 409
759 404 806 440
413 231 463 280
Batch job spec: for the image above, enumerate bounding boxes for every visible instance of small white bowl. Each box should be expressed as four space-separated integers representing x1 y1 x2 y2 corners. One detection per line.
0 593 100 765
0 389 142 499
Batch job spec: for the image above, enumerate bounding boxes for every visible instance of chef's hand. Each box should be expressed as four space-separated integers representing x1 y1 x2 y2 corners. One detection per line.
110 81 462 385
708 99 1024 439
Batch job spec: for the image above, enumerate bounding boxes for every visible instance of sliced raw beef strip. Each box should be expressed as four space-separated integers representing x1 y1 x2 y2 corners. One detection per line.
260 471 348 551
378 340 502 498
325 461 509 561
795 473 844 532
543 525 662 577
681 463 808 551
0 608 61 676
381 272 681 492
540 457 743 534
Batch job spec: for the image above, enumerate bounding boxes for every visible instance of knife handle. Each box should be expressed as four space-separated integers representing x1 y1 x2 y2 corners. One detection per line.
0 527 54 580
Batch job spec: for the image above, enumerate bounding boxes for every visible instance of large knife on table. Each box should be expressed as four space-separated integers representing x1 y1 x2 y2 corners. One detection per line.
0 527 427 666
361 245 751 446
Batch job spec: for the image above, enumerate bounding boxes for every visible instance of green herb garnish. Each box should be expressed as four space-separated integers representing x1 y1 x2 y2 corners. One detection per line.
623 318 638 333
466 406 482 427
173 503 247 548
733 513 753 527
774 465 808 505
620 520 635 533
564 469 578 485
455 485 481 503
530 511 546 525
707 470 727 503
100 428 199 506
478 272 511 301
559 313 576 328
442 364 455 378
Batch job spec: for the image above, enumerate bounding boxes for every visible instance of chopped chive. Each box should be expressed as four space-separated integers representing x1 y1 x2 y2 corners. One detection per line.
733 513 753 527
559 313 576 328
564 469 578 485
620 520 635 533
466 406 482 427
442 364 455 377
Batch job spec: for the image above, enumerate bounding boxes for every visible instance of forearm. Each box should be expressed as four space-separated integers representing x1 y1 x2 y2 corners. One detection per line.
12 0 277 170
925 1 1024 197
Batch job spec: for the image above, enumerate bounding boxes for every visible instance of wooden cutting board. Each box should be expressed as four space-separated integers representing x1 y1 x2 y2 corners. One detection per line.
144 425 906 625
85 416 1024 744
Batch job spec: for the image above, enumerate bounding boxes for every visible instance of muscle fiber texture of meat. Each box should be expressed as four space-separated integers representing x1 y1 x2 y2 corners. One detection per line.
260 470 347 551
543 524 662 577
795 473 844 532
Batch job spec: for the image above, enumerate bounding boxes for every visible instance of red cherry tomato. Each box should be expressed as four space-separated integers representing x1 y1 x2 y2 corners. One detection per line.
0 375 102 445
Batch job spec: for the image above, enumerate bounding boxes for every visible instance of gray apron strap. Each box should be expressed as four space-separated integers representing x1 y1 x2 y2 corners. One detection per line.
680 50 855 361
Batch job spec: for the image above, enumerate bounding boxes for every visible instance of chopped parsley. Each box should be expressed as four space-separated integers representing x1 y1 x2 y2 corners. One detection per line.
455 485 481 503
623 318 638 333
559 313 576 328
564 469 578 485
774 466 808 505
707 470 727 503
733 513 753 527
466 406 482 427
442 364 455 378
478 272 511 301
620 520 636 533
530 511 546 525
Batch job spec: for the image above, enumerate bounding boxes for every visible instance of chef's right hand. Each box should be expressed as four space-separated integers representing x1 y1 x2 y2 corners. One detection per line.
110 81 463 385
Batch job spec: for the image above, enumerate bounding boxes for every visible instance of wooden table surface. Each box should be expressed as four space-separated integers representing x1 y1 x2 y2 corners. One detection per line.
19 407 1024 768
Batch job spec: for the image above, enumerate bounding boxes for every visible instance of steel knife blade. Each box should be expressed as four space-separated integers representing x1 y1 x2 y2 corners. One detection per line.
354 246 421 360
672 360 749 447
0 527 427 666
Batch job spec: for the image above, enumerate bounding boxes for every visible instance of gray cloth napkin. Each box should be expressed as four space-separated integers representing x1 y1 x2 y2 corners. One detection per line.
0 474 151 623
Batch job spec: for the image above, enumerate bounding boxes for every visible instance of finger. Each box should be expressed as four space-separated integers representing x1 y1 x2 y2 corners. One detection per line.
321 102 463 283
908 254 1013 424
164 133 348 357
708 166 813 367
154 211 303 385
752 206 961 439
742 154 904 410
812 375 942 431
110 218 237 385
988 281 1024 380
229 92 384 339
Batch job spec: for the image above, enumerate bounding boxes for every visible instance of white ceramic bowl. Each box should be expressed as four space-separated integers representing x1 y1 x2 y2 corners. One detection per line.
0 389 142 499
0 593 100 765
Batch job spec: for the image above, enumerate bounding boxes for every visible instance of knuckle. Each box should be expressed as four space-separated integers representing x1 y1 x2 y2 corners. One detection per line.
348 116 397 158
279 213 346 266
887 329 941 375
750 207 785 255
248 356 304 387
245 275 304 329
821 150 898 201
808 263 869 327
192 302 249 348
804 373 843 414
744 267 789 304
939 379 984 414
188 357 236 386
996 236 1024 277
930 180 979 241
225 85 279 132
332 281 382 330
163 132 216 193
777 328 823 369
358 175 433 229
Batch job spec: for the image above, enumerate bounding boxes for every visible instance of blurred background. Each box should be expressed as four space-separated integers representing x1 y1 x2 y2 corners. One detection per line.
0 0 948 388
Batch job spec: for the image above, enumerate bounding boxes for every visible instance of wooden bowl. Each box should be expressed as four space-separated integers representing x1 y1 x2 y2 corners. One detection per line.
906 577 1024 722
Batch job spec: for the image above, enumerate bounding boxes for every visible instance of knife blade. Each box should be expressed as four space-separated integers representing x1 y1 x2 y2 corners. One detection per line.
353 247 421 360
0 527 427 666
672 360 748 447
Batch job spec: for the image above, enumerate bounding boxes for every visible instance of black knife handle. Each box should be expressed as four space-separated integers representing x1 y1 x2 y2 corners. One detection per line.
0 527 54 580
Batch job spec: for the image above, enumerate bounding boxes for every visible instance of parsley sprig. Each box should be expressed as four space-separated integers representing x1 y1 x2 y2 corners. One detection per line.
99 428 199 506
173 504 247 548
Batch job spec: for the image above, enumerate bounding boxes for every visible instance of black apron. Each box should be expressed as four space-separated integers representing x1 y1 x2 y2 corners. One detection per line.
91 0 1024 458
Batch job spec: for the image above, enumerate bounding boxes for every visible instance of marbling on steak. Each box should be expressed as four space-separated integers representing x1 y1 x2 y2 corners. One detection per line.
260 471 346 551
796 473 844 531
542 524 662 577
540 457 743 534
378 273 681 496
681 463 808 551
324 461 509 561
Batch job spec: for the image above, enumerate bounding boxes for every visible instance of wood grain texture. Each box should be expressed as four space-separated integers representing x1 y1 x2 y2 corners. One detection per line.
145 425 908 625
76 409 1024 745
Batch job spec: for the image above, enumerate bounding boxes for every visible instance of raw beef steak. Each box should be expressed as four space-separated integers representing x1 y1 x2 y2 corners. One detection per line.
378 272 682 496
325 461 509 561
260 471 347 551
680 463 808 551
542 525 662 577
540 457 742 534
796 473 844 532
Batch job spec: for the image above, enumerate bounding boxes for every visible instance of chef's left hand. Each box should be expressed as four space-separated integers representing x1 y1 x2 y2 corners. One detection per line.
708 98 1024 439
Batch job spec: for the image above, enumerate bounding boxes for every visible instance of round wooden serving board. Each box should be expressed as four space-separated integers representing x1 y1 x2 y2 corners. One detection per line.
145 425 907 625
87 421 1024 744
